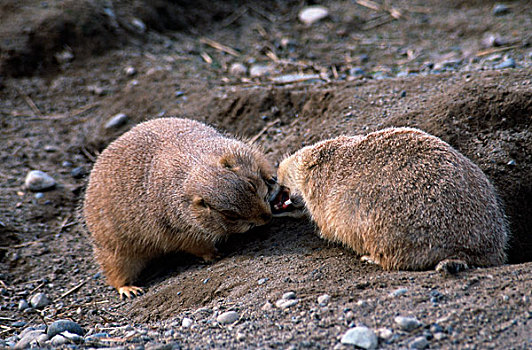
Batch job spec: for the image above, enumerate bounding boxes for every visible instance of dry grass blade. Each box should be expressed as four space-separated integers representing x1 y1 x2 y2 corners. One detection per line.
200 37 239 57
200 52 213 64
15 87 42 116
476 45 520 57
248 119 281 145
59 277 91 299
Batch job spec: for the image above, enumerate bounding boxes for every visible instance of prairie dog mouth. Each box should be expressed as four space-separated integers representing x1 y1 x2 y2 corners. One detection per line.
270 186 302 216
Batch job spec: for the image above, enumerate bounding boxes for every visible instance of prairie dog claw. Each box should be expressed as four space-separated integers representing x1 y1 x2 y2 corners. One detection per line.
118 286 144 299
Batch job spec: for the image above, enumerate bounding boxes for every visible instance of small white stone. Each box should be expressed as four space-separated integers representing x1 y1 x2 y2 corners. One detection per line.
60 331 83 344
317 294 330 305
216 311 239 324
283 291 297 300
29 292 50 309
104 113 129 129
181 318 193 328
298 6 329 25
409 336 429 349
131 18 146 32
376 328 393 341
261 302 274 311
125 66 137 76
275 299 298 309
394 316 421 331
389 288 408 297
249 64 274 77
50 334 69 346
340 326 378 349
236 332 246 341
229 63 247 76
25 170 56 192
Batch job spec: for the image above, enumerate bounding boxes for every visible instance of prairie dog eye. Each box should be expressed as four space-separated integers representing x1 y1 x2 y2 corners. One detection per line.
248 179 257 192
221 210 240 221
266 176 277 186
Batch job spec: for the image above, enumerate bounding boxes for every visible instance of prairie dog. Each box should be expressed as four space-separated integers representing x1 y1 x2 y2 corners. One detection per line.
83 118 278 298
276 127 508 271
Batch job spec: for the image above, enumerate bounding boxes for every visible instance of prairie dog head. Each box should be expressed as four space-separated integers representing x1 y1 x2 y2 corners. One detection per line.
186 148 276 236
272 150 308 218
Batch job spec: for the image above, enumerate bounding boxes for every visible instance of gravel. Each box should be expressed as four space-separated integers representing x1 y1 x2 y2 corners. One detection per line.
394 316 422 331
24 170 56 192
317 294 331 305
494 58 516 69
47 319 84 338
298 6 329 25
216 311 239 324
409 336 429 349
104 113 129 129
29 293 50 309
340 326 378 349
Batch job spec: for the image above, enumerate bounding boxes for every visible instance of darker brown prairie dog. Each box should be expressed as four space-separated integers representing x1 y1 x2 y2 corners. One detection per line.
276 127 509 272
83 117 278 298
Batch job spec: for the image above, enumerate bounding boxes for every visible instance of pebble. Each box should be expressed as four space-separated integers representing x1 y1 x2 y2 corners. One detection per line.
258 278 268 285
389 288 408 297
349 67 365 76
492 4 510 16
283 291 297 300
317 294 330 305
104 113 129 129
182 317 193 328
409 336 429 349
55 50 74 64
376 328 393 341
298 6 329 25
275 299 298 309
433 332 447 341
50 334 70 346
29 292 50 309
47 319 84 338
340 326 378 349
125 66 137 76
261 302 274 311
25 170 56 192
131 18 147 32
14 330 46 349
249 64 275 77
216 311 239 324
71 166 86 179
229 63 247 75
18 299 29 311
394 316 422 331
59 330 83 343
271 73 321 84
494 58 515 69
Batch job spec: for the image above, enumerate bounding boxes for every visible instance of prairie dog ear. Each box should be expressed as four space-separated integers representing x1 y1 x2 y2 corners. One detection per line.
192 195 209 208
219 153 240 171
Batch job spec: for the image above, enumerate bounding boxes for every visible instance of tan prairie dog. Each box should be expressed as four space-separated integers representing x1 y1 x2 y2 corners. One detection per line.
83 117 278 298
275 127 509 272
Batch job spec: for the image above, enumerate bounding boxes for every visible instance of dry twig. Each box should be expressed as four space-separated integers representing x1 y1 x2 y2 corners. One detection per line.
15 87 42 116
59 277 91 300
476 45 520 57
200 38 239 57
248 119 281 145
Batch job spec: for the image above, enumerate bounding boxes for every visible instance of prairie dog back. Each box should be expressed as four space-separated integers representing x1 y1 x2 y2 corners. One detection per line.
84 117 278 297
277 127 508 271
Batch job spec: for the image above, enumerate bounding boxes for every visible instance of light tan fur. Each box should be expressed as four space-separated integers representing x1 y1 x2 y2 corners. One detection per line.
83 117 277 295
277 127 508 271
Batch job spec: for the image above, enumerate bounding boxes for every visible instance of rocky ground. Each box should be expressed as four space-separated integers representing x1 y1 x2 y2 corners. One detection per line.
0 0 531 349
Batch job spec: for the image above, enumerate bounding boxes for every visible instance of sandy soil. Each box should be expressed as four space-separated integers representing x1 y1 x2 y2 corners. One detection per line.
1 0 531 348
